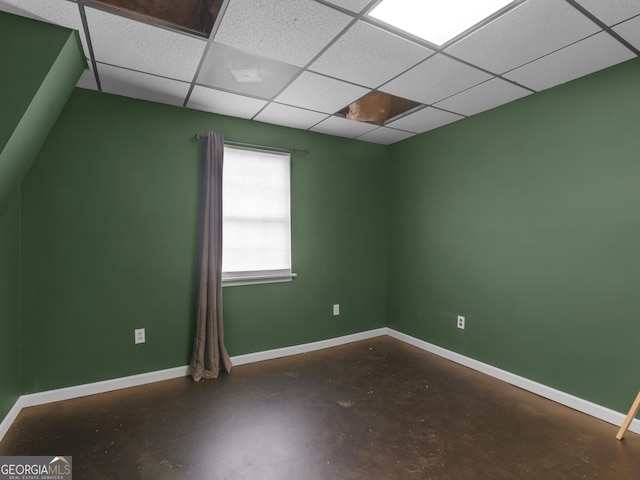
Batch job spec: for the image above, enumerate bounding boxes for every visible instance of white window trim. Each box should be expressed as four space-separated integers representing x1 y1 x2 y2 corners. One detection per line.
222 269 297 287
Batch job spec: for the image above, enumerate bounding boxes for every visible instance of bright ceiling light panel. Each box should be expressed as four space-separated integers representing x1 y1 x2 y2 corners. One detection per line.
368 0 515 46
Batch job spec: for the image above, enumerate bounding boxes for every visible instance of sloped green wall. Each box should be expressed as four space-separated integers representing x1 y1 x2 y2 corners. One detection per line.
20 89 389 393
0 11 84 423
0 12 85 216
388 57 640 413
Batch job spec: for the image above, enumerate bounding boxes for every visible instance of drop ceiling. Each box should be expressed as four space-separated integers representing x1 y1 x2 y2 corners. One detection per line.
2 0 638 144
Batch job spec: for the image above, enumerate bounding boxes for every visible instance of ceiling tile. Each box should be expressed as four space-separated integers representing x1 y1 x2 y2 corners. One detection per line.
379 54 492 105
505 32 636 91
97 63 190 107
386 107 464 134
357 127 415 145
613 15 640 50
434 78 531 116
0 0 90 57
197 43 301 100
320 0 373 14
214 0 352 67
187 86 268 119
310 116 378 138
254 103 328 130
445 0 601 74
85 6 206 82
275 71 369 114
574 0 640 26
309 21 433 88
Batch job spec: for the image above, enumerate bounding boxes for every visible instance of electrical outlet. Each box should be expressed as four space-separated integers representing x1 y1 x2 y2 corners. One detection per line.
333 304 340 316
457 316 465 330
134 328 145 344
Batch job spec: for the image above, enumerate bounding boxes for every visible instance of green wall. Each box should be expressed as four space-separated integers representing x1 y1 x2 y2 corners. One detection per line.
0 12 85 216
20 89 389 393
388 57 640 413
0 11 84 422
0 191 21 421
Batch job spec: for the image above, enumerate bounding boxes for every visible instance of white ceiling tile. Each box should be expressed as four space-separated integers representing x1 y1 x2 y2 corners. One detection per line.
97 63 190 107
197 43 301 100
386 107 464 133
187 86 268 119
445 0 601 74
0 0 90 57
85 7 206 82
214 0 352 67
575 0 640 26
505 32 636 91
275 71 369 114
310 21 433 88
320 0 372 14
357 127 415 145
254 103 328 130
76 67 98 91
379 54 492 105
434 78 531 116
613 15 640 50
310 116 378 138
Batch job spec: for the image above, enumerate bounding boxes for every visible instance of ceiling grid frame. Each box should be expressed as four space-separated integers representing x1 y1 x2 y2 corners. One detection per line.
1 0 638 144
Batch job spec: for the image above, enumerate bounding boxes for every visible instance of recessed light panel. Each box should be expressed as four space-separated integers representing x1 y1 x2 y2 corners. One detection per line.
197 43 301 100
368 0 515 46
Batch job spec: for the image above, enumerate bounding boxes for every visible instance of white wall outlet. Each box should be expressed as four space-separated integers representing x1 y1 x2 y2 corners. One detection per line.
333 304 340 316
134 328 146 344
457 316 465 330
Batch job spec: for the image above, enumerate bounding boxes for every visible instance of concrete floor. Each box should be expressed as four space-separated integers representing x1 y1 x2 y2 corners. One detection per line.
1 337 639 479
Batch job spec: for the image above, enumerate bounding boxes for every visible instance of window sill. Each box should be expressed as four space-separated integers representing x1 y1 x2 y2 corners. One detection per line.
222 272 297 287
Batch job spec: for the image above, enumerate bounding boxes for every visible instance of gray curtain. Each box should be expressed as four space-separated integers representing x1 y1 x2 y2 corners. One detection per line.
190 131 232 381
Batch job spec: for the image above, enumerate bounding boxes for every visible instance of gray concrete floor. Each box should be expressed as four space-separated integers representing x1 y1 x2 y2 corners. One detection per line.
1 336 639 479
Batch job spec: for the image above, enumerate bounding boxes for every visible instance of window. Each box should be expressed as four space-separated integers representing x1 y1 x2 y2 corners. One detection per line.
222 145 294 286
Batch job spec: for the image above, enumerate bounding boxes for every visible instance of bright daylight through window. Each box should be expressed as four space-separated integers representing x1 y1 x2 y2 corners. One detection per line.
368 0 515 46
222 146 293 286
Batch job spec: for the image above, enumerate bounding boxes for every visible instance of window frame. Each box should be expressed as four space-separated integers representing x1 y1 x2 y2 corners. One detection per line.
220 145 295 287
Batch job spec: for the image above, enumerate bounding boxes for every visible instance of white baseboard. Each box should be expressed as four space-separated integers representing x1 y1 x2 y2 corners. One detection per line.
0 397 24 443
1 326 637 442
0 328 387 442
386 328 640 435
231 328 388 366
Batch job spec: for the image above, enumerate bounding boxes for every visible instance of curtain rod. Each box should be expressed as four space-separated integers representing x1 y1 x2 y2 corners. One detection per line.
194 134 309 156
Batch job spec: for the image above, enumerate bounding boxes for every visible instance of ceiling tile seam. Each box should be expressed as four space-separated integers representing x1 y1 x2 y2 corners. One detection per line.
564 0 640 55
330 49 438 92
438 0 528 49
380 104 429 126
311 0 370 17
184 0 233 107
183 42 214 108
609 12 640 29
77 2 102 91
425 76 514 110
436 50 536 94
249 11 363 123
429 105 468 119
306 115 335 133
94 61 192 87
499 30 625 78
352 124 413 142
